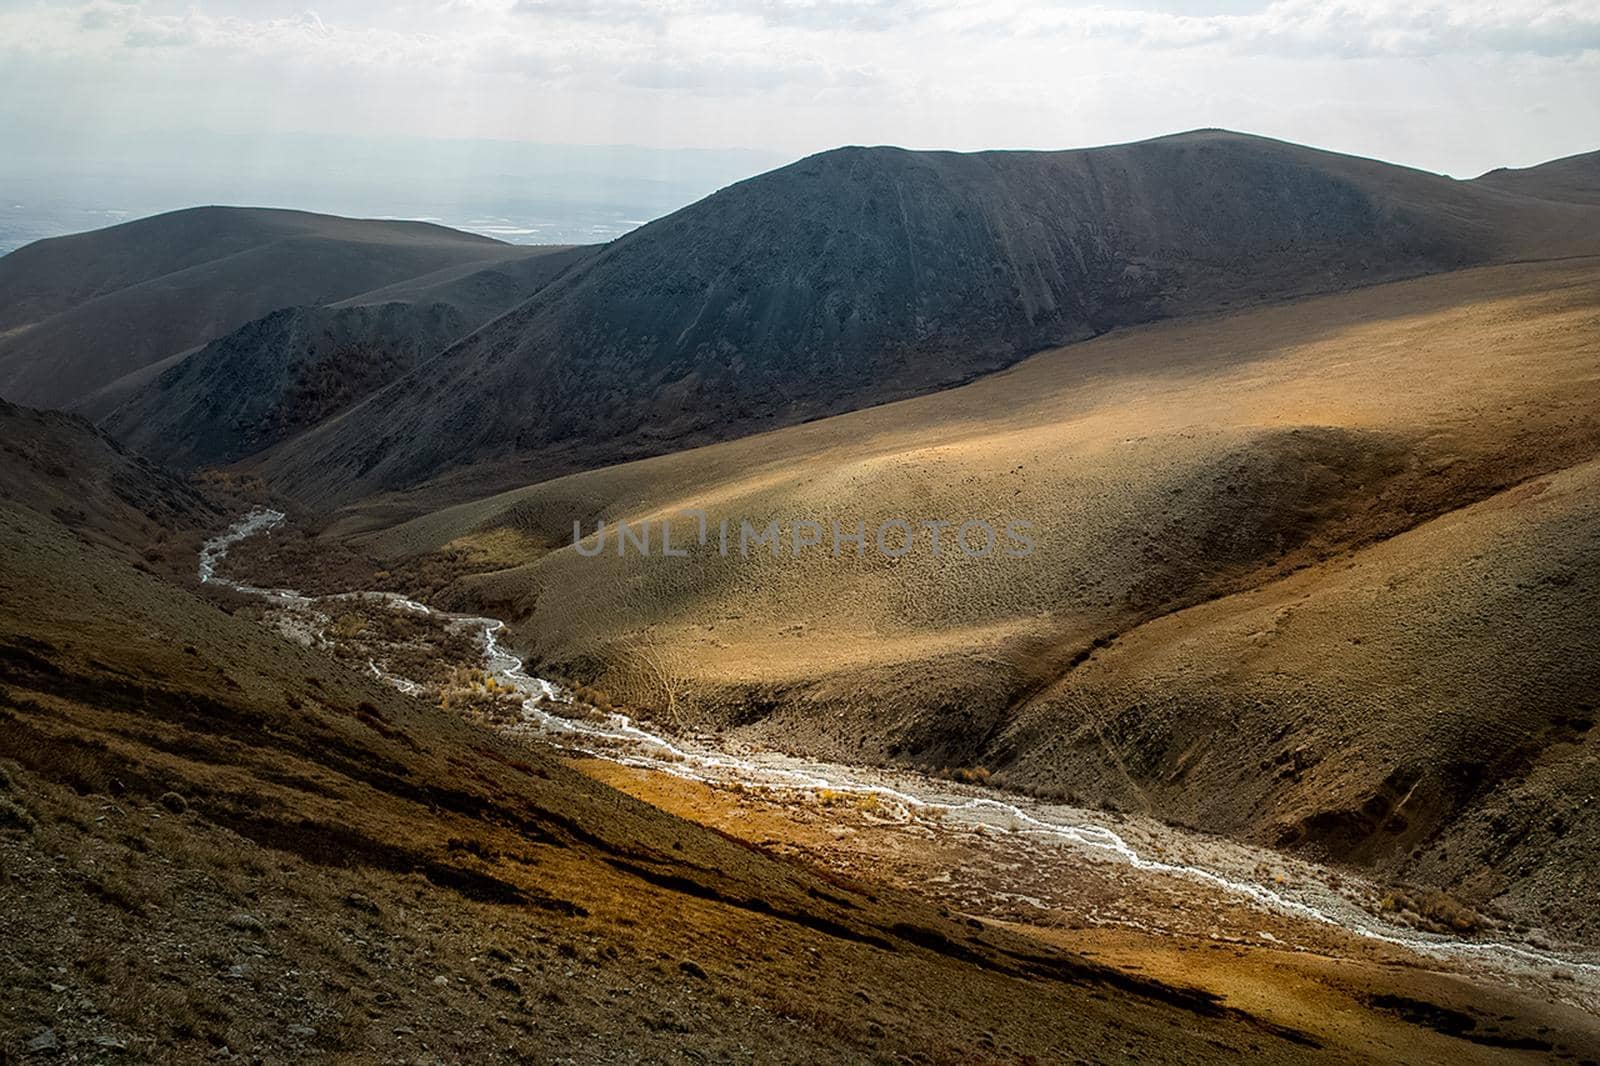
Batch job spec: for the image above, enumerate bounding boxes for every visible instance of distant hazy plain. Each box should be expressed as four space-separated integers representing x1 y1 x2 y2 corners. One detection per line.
0 126 782 254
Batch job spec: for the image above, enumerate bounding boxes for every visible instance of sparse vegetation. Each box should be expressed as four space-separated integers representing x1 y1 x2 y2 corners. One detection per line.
933 766 993 786
1377 887 1486 935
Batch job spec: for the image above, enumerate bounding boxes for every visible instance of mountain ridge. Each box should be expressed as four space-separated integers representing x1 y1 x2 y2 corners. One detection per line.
100 243 595 466
1474 147 1600 205
250 129 1600 510
0 206 529 410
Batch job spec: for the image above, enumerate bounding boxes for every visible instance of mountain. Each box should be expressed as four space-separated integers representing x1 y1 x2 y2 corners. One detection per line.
99 244 593 468
1475 148 1600 205
0 207 526 410
8 132 1600 1059
360 255 1600 942
253 129 1600 510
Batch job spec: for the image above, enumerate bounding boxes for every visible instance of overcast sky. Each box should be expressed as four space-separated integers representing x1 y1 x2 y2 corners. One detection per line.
1 0 1597 186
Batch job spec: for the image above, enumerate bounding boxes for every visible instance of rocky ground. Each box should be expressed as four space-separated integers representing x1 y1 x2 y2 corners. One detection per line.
142 510 1600 1064
13 502 1425 1064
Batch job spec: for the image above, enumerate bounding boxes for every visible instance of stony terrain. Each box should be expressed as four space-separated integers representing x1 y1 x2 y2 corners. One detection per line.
10 496 1586 1063
2 425 1368 1063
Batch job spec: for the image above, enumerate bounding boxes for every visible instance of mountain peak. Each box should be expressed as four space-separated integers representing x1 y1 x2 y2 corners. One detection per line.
252 131 1600 507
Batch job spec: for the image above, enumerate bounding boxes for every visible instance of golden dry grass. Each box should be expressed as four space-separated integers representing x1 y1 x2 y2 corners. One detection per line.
360 258 1600 932
369 258 1599 694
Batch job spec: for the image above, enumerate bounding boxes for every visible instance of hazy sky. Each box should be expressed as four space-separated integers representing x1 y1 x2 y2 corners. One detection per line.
1 0 1597 182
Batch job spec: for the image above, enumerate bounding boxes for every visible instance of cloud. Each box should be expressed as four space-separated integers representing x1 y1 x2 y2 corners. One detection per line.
7 0 1596 84
0 0 1594 179
617 51 883 93
513 0 942 32
1005 0 1600 58
123 15 196 47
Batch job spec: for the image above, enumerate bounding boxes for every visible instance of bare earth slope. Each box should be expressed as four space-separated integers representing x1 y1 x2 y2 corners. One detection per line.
361 257 1600 939
996 454 1600 938
99 244 593 468
254 129 1600 509
0 207 525 410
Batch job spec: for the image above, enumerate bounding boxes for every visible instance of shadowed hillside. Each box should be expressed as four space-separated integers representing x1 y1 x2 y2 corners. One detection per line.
0 398 220 555
100 244 591 467
0 207 537 411
254 130 1600 509
1475 149 1600 205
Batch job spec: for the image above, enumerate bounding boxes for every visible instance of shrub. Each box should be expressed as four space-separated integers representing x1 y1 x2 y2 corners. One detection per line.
1378 887 1483 934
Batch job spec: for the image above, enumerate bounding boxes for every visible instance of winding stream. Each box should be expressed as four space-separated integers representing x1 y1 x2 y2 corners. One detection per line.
201 508 1600 991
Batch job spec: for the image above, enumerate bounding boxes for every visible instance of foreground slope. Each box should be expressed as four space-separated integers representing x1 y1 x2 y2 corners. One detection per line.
257 129 1600 508
0 406 1376 1062
361 257 1600 938
0 207 526 410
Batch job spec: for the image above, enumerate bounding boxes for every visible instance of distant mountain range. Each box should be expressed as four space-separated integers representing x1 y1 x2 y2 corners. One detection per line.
3 130 1598 513
0 207 541 412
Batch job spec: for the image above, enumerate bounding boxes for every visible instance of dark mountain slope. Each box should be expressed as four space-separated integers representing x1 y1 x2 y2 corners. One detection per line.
101 302 470 470
329 242 593 323
1475 148 1600 205
0 207 353 333
0 397 219 555
100 244 593 468
0 207 521 410
255 129 1600 508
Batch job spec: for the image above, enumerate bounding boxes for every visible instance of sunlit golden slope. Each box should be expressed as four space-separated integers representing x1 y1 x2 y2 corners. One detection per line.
1001 454 1600 939
365 257 1600 927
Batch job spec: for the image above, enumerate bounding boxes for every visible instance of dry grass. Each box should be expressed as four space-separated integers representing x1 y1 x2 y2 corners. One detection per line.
1378 888 1486 935
368 259 1600 711
7 496 1372 1064
351 257 1600 937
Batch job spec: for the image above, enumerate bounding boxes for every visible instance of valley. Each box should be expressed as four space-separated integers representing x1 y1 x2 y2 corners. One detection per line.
194 505 1600 1061
329 255 1600 946
4 127 1599 1062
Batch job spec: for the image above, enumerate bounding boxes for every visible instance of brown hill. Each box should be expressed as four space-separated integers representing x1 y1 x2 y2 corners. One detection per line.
254 129 1600 510
0 207 526 410
0 397 1398 1063
1475 148 1600 204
